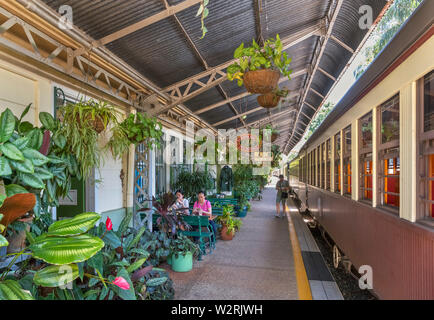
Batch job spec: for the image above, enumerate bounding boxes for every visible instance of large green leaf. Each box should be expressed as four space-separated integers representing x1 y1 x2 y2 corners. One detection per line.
22 148 49 166
146 277 167 287
0 109 16 143
30 234 104 265
0 280 34 300
39 112 56 131
26 129 43 150
34 167 54 180
0 143 24 161
11 136 30 150
47 212 101 237
33 264 79 288
10 158 34 174
0 157 12 176
126 256 148 273
5 184 28 197
0 234 8 247
18 172 45 189
52 132 66 149
103 230 122 249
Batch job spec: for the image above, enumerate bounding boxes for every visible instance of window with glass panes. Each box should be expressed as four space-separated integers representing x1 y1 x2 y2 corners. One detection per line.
155 134 167 196
321 143 325 188
418 70 434 219
378 94 400 210
334 132 341 193
316 146 320 187
343 125 352 196
359 111 373 201
312 150 316 186
326 139 331 190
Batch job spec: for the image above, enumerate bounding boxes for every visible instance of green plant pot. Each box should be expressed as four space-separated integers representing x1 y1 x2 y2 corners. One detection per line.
167 254 172 265
236 206 248 218
171 251 193 272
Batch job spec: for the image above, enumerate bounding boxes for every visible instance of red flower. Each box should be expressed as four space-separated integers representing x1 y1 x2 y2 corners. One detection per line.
112 277 130 290
105 217 113 231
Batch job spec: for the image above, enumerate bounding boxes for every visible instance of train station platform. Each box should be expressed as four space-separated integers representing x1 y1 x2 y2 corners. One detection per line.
166 188 342 300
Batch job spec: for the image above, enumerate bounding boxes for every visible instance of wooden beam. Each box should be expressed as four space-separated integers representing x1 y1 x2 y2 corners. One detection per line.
318 66 337 81
193 92 251 116
304 101 317 112
330 35 354 54
93 0 202 47
310 87 325 99
212 107 263 127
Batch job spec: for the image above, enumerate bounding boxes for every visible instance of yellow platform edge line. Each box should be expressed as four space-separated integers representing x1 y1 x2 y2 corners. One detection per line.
286 208 313 300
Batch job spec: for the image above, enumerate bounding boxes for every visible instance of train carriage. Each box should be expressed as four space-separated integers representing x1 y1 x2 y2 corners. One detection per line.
290 0 434 300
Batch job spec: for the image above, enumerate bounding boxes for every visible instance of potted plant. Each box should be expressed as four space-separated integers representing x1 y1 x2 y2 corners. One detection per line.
107 112 163 159
57 100 120 178
169 234 200 272
257 88 290 108
227 35 292 94
216 205 242 241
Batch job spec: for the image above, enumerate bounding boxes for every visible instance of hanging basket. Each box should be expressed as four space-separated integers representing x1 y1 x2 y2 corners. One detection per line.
257 93 281 108
75 114 106 134
271 133 279 142
243 69 280 94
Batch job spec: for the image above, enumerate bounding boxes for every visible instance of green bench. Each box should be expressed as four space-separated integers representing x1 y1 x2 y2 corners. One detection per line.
151 213 215 260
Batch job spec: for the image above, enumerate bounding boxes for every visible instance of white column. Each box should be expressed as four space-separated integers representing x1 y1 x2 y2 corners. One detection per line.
372 106 378 207
126 107 136 209
352 120 359 201
340 130 344 195
400 82 417 222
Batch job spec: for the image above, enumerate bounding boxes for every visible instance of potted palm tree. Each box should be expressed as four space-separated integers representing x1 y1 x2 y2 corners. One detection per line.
216 205 242 241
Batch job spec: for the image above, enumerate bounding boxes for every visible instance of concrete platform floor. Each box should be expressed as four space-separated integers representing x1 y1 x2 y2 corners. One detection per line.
164 187 299 300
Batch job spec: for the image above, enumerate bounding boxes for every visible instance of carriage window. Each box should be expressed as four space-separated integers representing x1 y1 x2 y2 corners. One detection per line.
334 132 341 193
343 126 352 196
419 70 434 219
318 149 320 187
424 70 434 132
321 142 326 189
314 148 318 186
378 94 400 210
360 112 373 202
381 95 400 143
326 139 331 190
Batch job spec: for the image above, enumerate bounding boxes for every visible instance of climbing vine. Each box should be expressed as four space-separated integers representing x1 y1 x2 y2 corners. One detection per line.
196 0 210 39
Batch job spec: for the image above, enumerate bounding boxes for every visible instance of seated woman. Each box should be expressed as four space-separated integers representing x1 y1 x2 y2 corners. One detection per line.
170 190 190 215
192 191 217 242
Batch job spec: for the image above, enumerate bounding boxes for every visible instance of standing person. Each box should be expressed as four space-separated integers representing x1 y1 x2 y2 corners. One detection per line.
275 174 289 218
170 190 189 215
192 191 217 242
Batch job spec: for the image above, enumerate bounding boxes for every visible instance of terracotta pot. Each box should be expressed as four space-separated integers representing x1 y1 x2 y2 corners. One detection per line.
243 69 280 94
7 216 33 254
257 93 281 108
220 225 235 241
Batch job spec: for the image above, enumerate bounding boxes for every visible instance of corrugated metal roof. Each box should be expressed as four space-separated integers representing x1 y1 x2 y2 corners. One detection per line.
40 0 390 152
